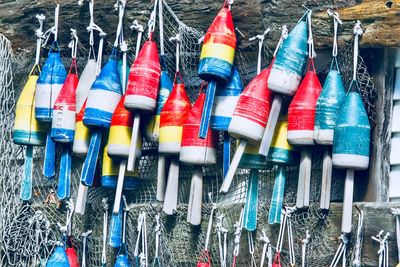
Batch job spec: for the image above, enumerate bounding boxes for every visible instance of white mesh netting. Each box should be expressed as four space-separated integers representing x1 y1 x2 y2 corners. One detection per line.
0 2 378 266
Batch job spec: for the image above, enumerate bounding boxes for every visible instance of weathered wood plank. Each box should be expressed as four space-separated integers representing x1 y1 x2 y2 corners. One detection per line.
0 0 398 55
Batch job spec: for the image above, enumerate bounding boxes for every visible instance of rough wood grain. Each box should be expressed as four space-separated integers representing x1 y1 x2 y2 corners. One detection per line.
0 0 399 55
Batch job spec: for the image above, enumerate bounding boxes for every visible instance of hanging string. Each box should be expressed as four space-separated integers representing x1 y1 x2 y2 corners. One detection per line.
81 230 92 267
259 231 272 267
372 231 390 267
301 230 310 267
34 14 45 66
113 0 126 48
232 208 244 267
249 28 271 74
54 4 60 43
159 0 165 55
327 9 342 58
101 198 109 267
169 34 181 73
216 214 228 267
352 21 363 81
247 231 257 267
329 234 348 267
152 213 161 267
147 0 159 39
141 212 148 266
306 10 316 59
273 25 288 58
134 212 145 265
130 20 144 59
352 208 364 267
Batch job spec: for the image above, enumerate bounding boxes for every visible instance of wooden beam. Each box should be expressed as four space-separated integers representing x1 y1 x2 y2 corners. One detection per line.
0 0 398 55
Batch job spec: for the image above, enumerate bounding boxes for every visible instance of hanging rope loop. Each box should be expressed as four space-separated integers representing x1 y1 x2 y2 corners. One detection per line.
169 33 181 73
353 20 363 81
148 0 159 38
306 9 316 59
249 28 271 74
327 9 342 58
34 14 45 66
273 25 288 58
101 198 109 266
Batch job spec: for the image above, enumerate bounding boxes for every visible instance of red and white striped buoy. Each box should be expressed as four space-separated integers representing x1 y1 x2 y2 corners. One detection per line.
180 91 218 165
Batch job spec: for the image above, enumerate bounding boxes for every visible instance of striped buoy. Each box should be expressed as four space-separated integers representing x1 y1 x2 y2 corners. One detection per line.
197 4 236 138
143 63 173 142
76 59 97 113
210 66 243 131
101 145 141 190
72 101 90 156
84 56 122 128
35 48 67 122
268 12 308 96
314 60 346 144
229 66 274 144
107 95 142 159
239 144 267 170
46 246 69 267
267 115 299 224
198 7 236 82
159 81 192 154
287 61 322 145
180 91 218 165
332 84 370 170
267 115 299 165
124 40 161 112
51 61 79 143
13 71 47 146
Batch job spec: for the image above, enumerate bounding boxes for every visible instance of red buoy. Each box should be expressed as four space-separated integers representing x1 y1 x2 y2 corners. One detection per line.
125 40 161 112
180 91 218 165
159 81 192 154
65 247 80 267
287 61 322 145
228 65 274 144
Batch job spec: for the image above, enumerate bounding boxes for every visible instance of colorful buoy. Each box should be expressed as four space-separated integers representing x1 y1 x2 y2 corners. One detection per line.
81 54 123 187
101 145 141 190
125 40 161 112
160 79 191 215
229 66 273 144
314 60 346 145
51 62 79 143
287 61 322 145
83 56 122 128
114 254 131 267
220 64 274 193
13 73 47 146
210 65 243 131
35 49 67 122
332 89 370 170
72 101 90 156
159 81 192 154
267 115 299 224
143 64 173 143
198 4 237 138
107 96 142 159
267 12 309 96
180 91 218 166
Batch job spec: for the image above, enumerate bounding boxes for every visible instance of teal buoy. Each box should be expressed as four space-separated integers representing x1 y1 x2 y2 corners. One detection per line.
314 58 346 145
332 81 370 170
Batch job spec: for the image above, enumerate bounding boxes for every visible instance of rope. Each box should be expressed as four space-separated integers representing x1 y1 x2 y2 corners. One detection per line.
273 25 288 58
34 15 45 66
353 21 363 81
249 28 270 74
327 9 342 58
307 10 316 59
101 198 109 267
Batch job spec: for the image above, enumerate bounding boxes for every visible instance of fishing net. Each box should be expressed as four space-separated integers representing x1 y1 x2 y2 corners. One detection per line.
0 2 379 266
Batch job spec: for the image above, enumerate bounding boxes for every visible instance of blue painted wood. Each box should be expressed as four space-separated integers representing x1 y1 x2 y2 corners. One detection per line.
57 145 72 200
198 81 217 139
243 169 259 231
223 132 230 178
109 206 123 248
268 166 286 224
20 146 33 201
43 132 56 178
81 130 102 186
